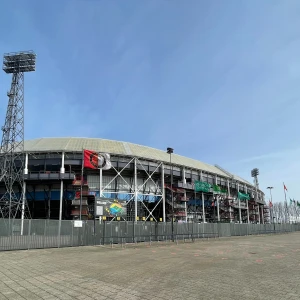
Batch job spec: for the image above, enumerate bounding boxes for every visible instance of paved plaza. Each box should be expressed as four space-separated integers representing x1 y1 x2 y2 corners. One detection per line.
0 233 300 300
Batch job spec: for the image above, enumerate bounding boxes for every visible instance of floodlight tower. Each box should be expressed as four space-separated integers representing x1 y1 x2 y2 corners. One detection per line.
251 168 259 190
0 51 36 220
251 168 260 222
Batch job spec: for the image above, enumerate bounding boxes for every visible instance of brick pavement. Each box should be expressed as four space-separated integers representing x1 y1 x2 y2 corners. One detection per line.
0 233 300 300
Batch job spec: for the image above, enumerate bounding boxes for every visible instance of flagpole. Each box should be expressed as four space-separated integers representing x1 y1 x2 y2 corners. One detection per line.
80 150 84 220
283 182 287 223
293 199 296 224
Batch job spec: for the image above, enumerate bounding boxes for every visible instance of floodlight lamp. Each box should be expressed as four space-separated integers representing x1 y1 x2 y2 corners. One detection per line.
167 147 174 154
251 168 259 177
3 51 36 74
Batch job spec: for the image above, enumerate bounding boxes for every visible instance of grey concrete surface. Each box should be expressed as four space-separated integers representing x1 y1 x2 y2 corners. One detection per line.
0 233 300 300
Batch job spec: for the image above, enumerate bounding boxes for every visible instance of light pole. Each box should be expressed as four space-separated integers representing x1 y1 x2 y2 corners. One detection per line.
267 187 273 224
167 147 174 242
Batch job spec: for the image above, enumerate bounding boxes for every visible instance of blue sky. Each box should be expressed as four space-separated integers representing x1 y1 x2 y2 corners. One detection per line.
0 0 299 203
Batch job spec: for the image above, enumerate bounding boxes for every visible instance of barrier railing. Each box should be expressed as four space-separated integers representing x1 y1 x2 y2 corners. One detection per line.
0 219 299 251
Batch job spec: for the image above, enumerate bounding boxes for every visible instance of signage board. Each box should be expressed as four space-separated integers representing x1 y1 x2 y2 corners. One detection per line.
94 197 127 217
74 220 83 228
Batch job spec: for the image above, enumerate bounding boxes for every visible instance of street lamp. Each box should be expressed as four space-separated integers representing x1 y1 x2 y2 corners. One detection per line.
267 187 273 202
167 147 174 242
267 186 274 224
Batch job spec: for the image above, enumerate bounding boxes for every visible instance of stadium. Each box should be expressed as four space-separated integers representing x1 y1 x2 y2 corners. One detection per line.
0 51 271 226
6 137 269 224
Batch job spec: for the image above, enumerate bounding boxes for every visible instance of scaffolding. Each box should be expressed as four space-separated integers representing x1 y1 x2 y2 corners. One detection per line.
165 185 187 222
218 196 234 223
248 200 258 223
71 176 90 220
263 205 270 224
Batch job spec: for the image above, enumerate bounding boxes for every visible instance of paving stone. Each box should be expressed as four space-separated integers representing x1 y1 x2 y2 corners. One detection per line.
0 233 300 299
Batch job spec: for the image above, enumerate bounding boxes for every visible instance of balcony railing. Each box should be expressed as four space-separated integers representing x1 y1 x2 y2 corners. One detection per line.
24 171 75 181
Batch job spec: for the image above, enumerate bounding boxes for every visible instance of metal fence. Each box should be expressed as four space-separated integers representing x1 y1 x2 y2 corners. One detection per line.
0 219 300 251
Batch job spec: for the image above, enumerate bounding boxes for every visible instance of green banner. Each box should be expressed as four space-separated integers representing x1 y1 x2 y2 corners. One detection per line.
212 185 227 194
238 192 250 200
213 184 221 193
220 188 227 194
194 181 211 192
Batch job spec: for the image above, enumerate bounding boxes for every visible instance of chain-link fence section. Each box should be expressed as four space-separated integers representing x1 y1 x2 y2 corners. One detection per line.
0 219 300 251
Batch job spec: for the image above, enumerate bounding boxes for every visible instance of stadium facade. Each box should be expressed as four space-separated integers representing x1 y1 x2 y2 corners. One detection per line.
1 137 269 223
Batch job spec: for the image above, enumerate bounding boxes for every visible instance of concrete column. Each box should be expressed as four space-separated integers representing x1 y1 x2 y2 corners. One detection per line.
48 186 51 219
227 179 231 197
134 158 138 223
202 192 206 223
199 171 205 222
20 181 27 235
59 180 63 222
59 152 65 222
60 151 65 174
58 151 65 247
185 200 188 222
21 153 29 235
182 168 186 184
238 183 242 223
217 197 220 222
227 179 232 222
99 168 103 197
162 164 166 222
24 152 28 175
245 185 250 224
215 176 220 222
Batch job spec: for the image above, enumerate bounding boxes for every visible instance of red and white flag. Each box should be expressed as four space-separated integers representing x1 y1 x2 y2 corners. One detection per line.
83 150 111 170
283 183 288 192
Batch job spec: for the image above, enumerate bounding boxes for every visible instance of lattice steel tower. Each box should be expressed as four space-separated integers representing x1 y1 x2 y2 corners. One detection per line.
0 51 36 219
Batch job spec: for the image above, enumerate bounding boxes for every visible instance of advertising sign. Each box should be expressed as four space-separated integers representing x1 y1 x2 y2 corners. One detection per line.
95 197 127 218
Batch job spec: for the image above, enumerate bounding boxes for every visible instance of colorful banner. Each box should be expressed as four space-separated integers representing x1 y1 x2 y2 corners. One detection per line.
95 198 127 217
194 181 211 192
83 150 111 170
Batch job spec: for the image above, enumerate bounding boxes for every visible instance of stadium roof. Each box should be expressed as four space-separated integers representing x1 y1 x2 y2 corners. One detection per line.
24 137 253 186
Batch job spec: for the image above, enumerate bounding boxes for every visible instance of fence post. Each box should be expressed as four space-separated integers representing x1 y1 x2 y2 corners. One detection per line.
132 220 135 243
58 220 61 248
101 221 105 245
71 221 74 247
27 219 31 250
43 219 46 249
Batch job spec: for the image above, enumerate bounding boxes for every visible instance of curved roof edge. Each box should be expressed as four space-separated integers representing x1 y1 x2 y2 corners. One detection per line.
24 137 255 188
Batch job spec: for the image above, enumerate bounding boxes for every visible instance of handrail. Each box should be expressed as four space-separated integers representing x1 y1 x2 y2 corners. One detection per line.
26 171 76 175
